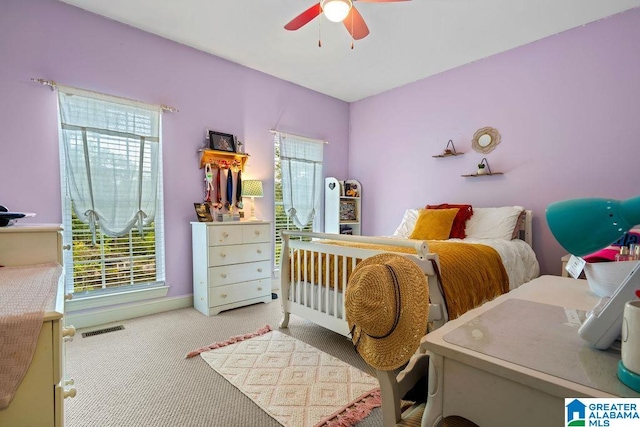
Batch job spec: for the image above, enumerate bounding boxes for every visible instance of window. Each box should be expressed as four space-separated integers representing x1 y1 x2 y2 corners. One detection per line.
58 86 166 305
273 132 324 268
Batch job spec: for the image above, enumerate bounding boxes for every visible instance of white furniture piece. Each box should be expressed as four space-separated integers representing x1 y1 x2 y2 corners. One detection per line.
279 210 535 338
324 177 361 235
191 221 272 316
0 224 75 427
420 275 637 427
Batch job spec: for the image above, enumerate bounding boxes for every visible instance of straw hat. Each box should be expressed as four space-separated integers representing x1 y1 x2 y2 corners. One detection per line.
345 253 429 371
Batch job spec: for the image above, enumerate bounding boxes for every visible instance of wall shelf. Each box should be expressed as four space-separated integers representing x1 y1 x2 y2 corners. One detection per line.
461 172 504 177
433 152 465 158
462 157 503 177
433 139 464 158
198 149 249 171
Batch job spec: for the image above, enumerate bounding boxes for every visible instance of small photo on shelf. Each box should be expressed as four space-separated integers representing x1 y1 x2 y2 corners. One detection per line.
344 182 359 197
339 200 357 221
194 203 213 222
340 225 353 235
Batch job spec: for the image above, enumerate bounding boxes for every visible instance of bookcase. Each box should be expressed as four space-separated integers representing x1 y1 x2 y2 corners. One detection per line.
324 177 361 235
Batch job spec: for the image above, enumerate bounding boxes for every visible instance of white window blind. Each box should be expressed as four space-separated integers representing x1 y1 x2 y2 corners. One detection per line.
58 87 165 297
273 132 323 268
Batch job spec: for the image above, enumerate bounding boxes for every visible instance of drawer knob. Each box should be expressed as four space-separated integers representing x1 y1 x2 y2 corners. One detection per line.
221 273 227 278
64 293 73 301
220 252 226 258
62 325 76 338
221 293 228 298
257 268 263 273
255 230 260 235
63 387 77 399
257 249 262 254
257 287 263 291
223 232 229 238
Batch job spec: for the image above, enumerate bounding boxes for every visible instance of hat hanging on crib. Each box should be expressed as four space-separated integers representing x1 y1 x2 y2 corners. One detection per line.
345 253 429 371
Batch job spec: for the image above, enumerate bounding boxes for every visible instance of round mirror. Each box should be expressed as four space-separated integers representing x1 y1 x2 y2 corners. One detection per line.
472 127 501 154
478 134 492 147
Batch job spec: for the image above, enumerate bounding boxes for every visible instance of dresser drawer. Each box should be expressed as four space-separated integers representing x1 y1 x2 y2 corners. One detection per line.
242 224 271 244
209 279 271 307
207 225 243 246
209 260 271 286
207 242 270 266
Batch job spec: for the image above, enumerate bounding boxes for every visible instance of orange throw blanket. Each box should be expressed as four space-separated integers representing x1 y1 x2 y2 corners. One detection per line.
289 240 508 320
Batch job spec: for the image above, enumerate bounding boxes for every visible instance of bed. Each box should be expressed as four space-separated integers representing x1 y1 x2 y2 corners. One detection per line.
278 206 539 337
278 206 540 426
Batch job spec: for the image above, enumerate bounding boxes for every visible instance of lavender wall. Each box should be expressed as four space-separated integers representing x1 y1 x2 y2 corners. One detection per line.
349 8 640 276
0 0 350 298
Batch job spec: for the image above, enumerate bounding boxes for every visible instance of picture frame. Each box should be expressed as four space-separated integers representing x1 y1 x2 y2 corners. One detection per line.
209 130 236 153
194 202 213 222
339 200 357 221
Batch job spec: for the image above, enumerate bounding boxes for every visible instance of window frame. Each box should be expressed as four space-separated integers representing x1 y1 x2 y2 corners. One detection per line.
273 133 318 270
58 91 167 311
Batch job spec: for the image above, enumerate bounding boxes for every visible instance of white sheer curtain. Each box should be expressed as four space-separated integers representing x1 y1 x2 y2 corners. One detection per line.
58 86 161 241
277 132 324 230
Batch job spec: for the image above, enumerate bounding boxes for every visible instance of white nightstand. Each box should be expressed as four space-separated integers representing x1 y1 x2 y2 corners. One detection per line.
420 275 638 427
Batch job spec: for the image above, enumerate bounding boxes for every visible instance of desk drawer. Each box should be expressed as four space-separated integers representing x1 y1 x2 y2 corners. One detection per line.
209 260 271 287
209 279 271 307
207 242 270 266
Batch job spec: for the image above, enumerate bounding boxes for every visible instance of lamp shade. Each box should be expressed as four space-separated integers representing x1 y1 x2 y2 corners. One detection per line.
242 180 263 198
546 196 640 257
321 0 352 22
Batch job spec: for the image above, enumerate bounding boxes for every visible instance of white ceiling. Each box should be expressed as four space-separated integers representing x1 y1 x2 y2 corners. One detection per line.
60 0 640 102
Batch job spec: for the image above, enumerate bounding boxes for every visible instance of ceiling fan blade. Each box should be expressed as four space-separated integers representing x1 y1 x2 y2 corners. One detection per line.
284 3 322 31
355 0 410 2
343 7 369 40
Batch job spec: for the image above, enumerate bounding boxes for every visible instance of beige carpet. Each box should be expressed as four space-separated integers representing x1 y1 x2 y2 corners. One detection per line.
193 327 380 427
64 300 478 426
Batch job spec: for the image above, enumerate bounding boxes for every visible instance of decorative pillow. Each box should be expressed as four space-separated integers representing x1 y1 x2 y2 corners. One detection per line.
583 229 640 262
409 208 459 240
465 206 524 240
393 209 420 238
426 203 473 239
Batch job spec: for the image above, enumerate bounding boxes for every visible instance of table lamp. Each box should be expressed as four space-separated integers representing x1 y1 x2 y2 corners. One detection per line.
546 196 640 257
241 180 263 221
546 195 640 353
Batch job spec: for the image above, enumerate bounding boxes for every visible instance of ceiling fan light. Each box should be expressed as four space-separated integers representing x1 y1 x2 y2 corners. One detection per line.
321 0 352 22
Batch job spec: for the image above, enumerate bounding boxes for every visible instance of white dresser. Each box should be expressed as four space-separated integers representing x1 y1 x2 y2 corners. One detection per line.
0 224 75 427
191 221 272 316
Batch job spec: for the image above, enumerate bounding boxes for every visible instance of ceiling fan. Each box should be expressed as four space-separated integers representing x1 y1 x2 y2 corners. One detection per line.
284 0 410 41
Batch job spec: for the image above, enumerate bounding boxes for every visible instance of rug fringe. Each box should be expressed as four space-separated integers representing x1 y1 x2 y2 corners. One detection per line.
313 388 382 427
185 324 272 359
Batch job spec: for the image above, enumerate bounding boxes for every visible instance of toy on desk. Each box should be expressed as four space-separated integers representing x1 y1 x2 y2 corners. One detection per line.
547 195 640 351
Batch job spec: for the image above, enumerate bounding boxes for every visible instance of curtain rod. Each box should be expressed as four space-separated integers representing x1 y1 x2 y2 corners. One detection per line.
31 78 179 113
269 128 329 144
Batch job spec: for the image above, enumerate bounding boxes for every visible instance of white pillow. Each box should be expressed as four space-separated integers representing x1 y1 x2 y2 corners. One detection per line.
465 206 524 240
393 209 420 238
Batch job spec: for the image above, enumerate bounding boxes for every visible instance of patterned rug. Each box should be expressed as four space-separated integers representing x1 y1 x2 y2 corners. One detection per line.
186 325 381 427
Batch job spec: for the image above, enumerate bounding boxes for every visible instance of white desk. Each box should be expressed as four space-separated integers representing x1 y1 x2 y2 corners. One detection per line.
420 275 640 427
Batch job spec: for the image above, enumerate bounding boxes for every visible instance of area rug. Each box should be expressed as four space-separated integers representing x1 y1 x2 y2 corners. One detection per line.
186 325 381 427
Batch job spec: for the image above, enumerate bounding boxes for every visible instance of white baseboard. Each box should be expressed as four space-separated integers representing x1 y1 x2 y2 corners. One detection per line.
66 294 194 329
